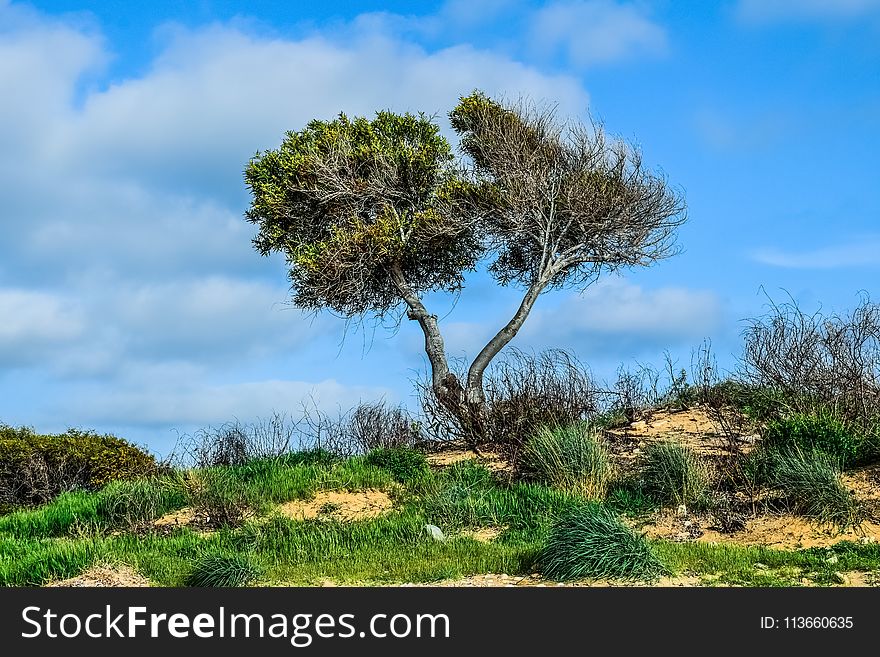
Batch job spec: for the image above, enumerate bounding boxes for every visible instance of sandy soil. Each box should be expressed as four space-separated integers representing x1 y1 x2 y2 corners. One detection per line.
47 564 151 587
275 489 394 522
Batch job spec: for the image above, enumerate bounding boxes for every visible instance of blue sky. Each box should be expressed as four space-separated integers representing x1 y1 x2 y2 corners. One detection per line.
1 0 878 456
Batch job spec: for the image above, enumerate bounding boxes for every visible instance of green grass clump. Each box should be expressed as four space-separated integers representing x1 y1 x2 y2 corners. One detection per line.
185 553 263 587
539 504 665 581
521 423 613 500
763 412 860 468
0 491 99 538
769 446 861 529
96 476 187 529
364 447 428 483
642 441 712 510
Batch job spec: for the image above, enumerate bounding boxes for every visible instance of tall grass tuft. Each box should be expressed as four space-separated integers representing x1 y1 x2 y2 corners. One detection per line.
539 504 665 581
769 446 862 530
521 423 613 500
642 441 712 510
185 553 263 587
96 476 187 529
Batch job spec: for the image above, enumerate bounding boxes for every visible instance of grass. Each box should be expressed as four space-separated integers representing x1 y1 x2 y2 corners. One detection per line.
521 423 613 500
185 553 263 587
769 446 862 529
2 446 880 588
539 503 665 581
641 441 713 511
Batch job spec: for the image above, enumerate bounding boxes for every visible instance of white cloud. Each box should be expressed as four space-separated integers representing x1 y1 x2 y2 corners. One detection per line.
64 376 392 427
531 1 667 67
0 289 86 366
751 238 880 268
522 278 722 348
737 0 880 23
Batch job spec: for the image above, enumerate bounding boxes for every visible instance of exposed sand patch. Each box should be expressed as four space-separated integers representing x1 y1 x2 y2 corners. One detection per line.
608 407 757 458
46 564 151 588
276 489 394 522
425 447 512 474
639 511 880 550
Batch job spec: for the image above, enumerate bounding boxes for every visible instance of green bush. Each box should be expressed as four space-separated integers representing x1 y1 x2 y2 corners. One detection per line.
539 504 665 581
769 446 861 530
521 423 613 500
641 441 712 510
364 447 428 483
0 425 156 508
96 477 188 529
762 412 860 468
185 554 262 587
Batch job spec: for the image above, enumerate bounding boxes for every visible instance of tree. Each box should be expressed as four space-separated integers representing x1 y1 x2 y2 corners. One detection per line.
244 91 687 435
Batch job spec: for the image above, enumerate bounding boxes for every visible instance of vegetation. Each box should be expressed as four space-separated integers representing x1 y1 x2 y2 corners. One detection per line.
539 504 665 581
641 442 713 511
244 90 686 443
0 425 156 511
521 423 612 500
185 553 263 587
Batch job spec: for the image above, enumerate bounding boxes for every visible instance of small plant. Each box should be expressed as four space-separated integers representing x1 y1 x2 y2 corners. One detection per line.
185 554 262 587
96 476 187 529
642 441 712 510
182 469 253 528
521 423 613 500
364 447 428 483
539 504 665 581
762 412 860 469
769 446 862 530
318 501 341 515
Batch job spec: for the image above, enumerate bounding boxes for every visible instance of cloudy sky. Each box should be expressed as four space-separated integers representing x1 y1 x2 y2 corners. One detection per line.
1 0 878 456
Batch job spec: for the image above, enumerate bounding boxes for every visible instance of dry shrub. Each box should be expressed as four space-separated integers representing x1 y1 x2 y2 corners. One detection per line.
741 294 880 431
419 348 603 455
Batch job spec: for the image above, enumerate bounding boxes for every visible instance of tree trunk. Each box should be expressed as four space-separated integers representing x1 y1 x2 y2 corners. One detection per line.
389 262 464 413
466 280 546 406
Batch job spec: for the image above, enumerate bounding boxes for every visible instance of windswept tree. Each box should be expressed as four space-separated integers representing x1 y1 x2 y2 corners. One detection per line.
244 91 687 433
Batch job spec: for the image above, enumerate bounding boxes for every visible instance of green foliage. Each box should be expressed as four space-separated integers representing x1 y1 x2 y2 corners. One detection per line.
185 553 262 587
0 491 99 538
0 535 101 586
641 441 713 510
0 425 156 508
96 477 187 530
769 446 861 530
364 447 428 483
244 110 482 317
762 412 860 468
539 504 665 581
521 423 613 500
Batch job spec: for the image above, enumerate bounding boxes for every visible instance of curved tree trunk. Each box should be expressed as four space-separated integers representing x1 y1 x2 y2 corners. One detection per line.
389 262 464 413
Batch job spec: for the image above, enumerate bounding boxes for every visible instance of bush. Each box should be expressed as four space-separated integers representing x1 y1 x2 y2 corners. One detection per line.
96 477 187 530
740 295 880 431
769 446 861 530
364 447 428 483
185 554 262 587
172 412 297 468
419 348 601 450
521 424 612 500
539 504 665 581
181 469 254 528
0 425 156 508
642 442 712 510
762 412 860 469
